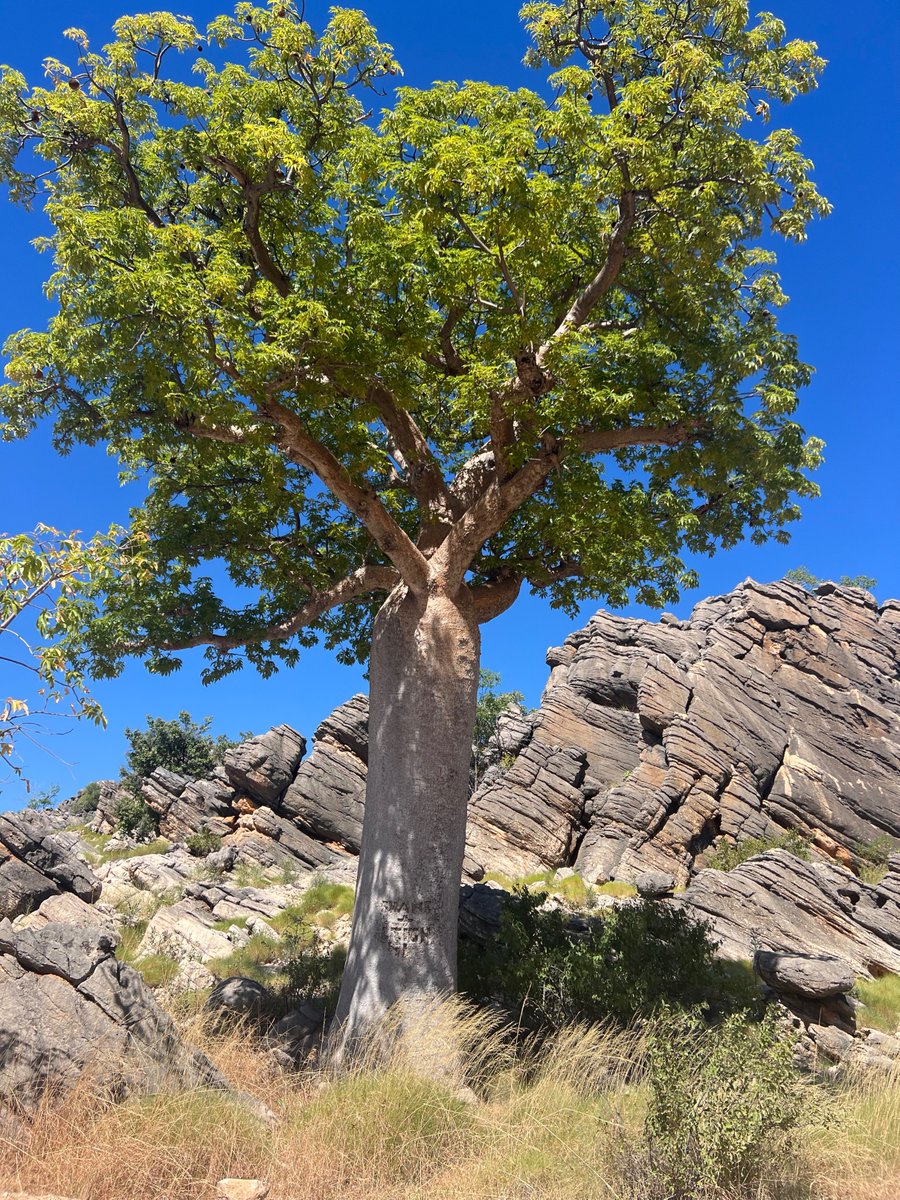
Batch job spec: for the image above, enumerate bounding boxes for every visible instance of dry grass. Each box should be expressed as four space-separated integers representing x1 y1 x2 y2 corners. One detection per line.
804 1067 900 1200
1 999 898 1200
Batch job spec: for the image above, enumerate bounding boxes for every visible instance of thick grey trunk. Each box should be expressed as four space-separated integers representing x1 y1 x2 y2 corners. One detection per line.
330 584 480 1058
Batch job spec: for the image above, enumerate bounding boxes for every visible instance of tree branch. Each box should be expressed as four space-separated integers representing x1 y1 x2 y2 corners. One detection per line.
367 385 455 523
541 190 635 353
440 421 704 587
148 565 400 653
209 157 291 296
470 570 523 623
261 396 430 593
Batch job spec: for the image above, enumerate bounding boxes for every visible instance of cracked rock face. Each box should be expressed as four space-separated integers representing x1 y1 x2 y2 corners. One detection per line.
0 812 101 921
0 919 224 1122
466 580 900 885
673 850 900 977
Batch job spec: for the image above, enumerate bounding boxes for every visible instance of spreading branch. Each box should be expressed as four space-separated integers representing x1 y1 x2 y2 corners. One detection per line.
149 564 400 652
261 396 430 593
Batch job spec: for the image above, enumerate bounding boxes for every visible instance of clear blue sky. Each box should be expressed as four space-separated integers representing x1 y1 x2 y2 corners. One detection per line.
2 0 898 804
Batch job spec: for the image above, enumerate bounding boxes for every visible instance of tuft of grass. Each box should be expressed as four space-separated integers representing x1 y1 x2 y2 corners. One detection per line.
80 831 171 866
270 879 354 937
480 868 637 906
208 932 282 985
232 862 273 889
130 953 179 988
212 915 250 932
595 880 639 898
855 974 900 1034
706 829 812 872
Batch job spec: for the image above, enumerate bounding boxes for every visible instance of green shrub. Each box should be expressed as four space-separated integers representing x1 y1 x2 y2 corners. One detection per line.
113 793 159 840
282 942 347 1014
638 1008 819 1199
121 711 241 793
706 829 811 872
25 784 58 811
459 891 733 1029
185 826 222 857
855 834 898 885
208 933 282 985
267 879 354 1014
69 780 101 816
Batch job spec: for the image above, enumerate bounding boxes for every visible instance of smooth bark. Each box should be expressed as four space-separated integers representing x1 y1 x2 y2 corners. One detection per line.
330 582 480 1057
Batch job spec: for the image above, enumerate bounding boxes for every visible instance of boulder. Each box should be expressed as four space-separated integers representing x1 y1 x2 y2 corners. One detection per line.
635 870 676 899
0 919 224 1122
266 1000 326 1069
281 696 368 851
216 1182 270 1200
0 811 101 920
89 780 129 834
207 976 274 1024
223 725 306 805
753 950 855 1000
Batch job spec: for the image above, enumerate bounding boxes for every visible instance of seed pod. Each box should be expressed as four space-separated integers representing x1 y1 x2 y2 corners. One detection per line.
68 78 81 91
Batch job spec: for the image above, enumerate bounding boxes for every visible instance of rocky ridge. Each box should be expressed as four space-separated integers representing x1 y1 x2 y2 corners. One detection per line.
467 578 900 883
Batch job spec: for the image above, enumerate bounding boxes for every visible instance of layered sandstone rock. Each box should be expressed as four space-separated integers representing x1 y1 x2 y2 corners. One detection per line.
674 850 900 977
0 811 101 920
0 919 224 1123
466 580 900 885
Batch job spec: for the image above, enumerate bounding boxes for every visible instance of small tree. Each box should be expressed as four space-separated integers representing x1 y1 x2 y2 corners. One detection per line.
471 669 526 792
0 2 827 1051
785 567 877 591
0 525 144 787
121 710 238 790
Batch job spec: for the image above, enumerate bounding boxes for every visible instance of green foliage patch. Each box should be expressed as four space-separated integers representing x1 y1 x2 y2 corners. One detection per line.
185 826 223 857
637 1008 822 1199
113 793 160 841
706 829 811 872
459 890 736 1029
121 712 239 793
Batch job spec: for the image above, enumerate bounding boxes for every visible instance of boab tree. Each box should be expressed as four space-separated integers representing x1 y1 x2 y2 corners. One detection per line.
0 0 827 1047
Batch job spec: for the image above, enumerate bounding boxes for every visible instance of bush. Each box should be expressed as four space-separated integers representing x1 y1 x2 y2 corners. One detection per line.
856 834 898 885
636 1008 820 1199
69 780 101 816
25 784 58 811
121 711 240 793
706 829 811 872
113 793 159 841
459 891 733 1029
184 826 222 857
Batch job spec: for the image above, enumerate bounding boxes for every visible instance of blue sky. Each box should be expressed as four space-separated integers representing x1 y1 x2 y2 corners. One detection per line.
1 0 898 804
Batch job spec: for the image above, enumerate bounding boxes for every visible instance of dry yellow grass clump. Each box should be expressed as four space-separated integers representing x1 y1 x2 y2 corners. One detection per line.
1 998 898 1200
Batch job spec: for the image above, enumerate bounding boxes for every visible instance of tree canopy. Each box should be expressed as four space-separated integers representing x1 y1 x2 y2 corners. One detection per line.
0 0 827 680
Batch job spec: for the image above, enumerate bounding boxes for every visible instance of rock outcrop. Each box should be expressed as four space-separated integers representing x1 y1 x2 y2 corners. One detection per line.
674 849 900 977
140 702 367 868
119 581 900 898
0 811 100 921
466 580 900 884
0 919 224 1123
